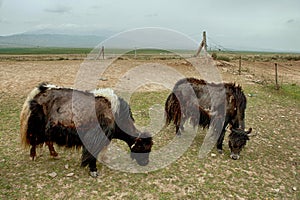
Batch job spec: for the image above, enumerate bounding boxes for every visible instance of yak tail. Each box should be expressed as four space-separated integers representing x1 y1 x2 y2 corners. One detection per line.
20 84 46 148
164 92 181 127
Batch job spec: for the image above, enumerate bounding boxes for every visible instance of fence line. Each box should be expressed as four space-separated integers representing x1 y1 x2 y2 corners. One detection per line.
278 63 300 74
102 53 196 59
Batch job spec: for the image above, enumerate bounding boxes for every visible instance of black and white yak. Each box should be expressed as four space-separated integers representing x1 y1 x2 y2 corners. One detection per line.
20 83 153 177
165 78 253 160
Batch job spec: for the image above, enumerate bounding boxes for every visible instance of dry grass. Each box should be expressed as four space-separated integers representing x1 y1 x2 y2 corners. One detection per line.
0 55 299 199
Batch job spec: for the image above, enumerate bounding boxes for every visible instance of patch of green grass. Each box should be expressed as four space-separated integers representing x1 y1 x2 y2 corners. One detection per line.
262 83 300 104
210 52 230 62
0 86 299 199
208 51 300 62
280 84 300 100
0 47 194 56
129 90 170 126
0 47 92 54
217 55 230 62
125 49 171 55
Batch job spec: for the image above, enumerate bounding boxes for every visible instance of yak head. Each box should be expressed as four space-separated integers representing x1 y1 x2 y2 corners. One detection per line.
130 132 153 166
228 128 253 160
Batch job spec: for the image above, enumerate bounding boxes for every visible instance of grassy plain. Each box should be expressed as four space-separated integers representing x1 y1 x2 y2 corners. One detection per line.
0 51 299 199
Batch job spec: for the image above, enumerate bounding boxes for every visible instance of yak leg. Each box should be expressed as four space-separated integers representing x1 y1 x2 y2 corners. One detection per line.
175 124 181 136
81 146 98 177
99 145 109 163
231 117 240 129
175 114 185 136
30 145 36 160
180 114 187 132
216 118 230 154
175 122 185 136
46 141 58 157
216 128 226 154
174 114 181 135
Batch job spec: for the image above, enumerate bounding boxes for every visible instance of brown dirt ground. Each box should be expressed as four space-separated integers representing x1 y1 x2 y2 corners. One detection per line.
1 55 299 97
0 54 299 199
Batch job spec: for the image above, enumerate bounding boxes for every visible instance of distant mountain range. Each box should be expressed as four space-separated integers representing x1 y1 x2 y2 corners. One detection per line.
0 30 198 50
1 29 297 53
0 33 108 48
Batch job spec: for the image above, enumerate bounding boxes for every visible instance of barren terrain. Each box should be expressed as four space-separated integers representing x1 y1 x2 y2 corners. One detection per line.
0 54 299 199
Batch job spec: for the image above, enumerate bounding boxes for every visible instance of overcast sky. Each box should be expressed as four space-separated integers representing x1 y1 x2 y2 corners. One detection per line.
0 0 299 52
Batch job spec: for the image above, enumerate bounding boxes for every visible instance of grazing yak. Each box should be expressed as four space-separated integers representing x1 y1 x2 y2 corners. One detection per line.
20 83 153 177
165 78 253 160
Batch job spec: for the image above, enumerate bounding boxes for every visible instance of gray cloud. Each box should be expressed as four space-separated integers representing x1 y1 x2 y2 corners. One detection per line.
0 0 299 51
44 5 71 14
286 19 295 24
285 18 300 27
0 18 9 24
145 13 158 18
89 5 102 10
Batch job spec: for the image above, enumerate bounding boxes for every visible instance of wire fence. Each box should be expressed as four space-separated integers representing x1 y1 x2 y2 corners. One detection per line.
204 36 300 87
1 32 299 87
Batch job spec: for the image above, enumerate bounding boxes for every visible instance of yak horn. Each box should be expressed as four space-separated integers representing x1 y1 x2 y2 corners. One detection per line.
226 126 232 133
247 128 256 137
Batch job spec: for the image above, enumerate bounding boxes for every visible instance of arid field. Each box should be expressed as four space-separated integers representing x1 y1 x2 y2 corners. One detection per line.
0 52 299 199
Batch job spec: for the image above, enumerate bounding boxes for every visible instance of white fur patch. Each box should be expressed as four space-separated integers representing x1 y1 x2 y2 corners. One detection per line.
90 88 120 114
44 84 62 90
20 86 44 147
26 87 42 102
89 171 99 177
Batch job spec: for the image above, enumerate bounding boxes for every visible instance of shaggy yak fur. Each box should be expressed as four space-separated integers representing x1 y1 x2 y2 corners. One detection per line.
20 83 153 177
165 77 253 159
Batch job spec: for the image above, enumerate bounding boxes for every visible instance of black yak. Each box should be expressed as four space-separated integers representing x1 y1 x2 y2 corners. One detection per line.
20 83 153 177
165 78 253 159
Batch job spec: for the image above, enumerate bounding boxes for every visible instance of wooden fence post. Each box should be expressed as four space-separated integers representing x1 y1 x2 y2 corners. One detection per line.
203 31 207 51
97 46 104 60
238 55 242 75
275 63 279 90
101 46 104 59
195 31 207 57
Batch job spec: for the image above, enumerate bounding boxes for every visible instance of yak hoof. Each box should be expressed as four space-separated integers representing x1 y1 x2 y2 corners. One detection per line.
217 149 223 154
51 155 60 160
230 154 239 160
50 151 58 157
30 149 36 160
90 171 99 178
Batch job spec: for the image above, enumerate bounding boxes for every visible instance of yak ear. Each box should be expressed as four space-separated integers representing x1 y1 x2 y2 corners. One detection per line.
229 95 234 103
130 138 141 149
135 137 142 143
247 128 252 134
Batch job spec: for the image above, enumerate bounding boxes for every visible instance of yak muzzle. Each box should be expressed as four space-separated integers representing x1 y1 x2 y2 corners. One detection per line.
131 152 150 166
230 153 240 160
